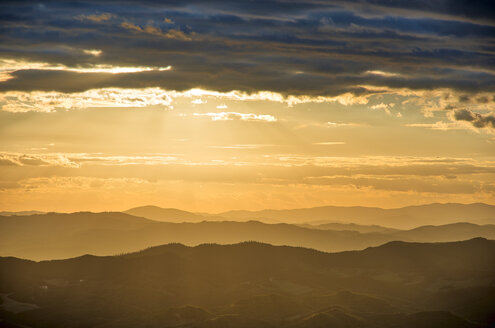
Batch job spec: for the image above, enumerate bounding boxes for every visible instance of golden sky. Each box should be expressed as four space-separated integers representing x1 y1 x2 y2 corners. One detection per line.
0 2 494 212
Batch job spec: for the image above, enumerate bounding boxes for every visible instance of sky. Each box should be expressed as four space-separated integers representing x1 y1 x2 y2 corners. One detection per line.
0 0 494 212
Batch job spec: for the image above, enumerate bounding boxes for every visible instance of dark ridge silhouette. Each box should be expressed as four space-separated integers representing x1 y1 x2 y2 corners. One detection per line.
2 211 495 260
0 239 493 327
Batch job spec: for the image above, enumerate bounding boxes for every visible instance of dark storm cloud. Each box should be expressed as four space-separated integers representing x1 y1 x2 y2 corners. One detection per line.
0 0 494 96
2 67 494 97
339 0 495 23
454 109 495 129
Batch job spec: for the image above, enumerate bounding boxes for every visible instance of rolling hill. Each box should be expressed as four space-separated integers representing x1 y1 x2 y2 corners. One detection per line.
1 212 495 260
1 239 494 327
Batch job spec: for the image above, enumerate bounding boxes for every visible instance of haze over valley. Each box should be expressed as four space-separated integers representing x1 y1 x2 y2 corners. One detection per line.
1 203 495 260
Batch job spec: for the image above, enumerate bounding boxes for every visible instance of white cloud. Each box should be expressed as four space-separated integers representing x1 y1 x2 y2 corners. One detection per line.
327 122 364 127
0 88 173 112
0 58 171 82
0 153 79 167
76 13 114 22
365 70 400 77
208 144 274 149
313 142 346 145
82 49 102 56
370 103 392 115
0 85 372 112
405 120 476 131
174 88 370 107
193 112 277 122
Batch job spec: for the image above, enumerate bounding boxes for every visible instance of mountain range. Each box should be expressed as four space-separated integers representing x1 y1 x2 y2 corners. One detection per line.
1 203 494 327
123 203 495 229
215 203 495 228
1 211 495 260
1 238 494 327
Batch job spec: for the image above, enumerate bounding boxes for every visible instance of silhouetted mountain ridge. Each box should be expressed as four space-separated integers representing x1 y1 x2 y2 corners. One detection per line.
2 211 495 260
1 239 493 327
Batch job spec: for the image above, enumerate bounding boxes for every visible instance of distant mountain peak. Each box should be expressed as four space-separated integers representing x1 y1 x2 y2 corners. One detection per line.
124 205 202 222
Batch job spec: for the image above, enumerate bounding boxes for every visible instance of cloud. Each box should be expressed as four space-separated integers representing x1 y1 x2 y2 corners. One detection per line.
337 0 495 24
0 58 172 85
302 175 490 194
120 21 142 32
453 109 495 129
0 88 174 112
313 142 346 145
77 13 114 22
0 1 494 99
193 112 277 122
0 1 494 210
17 155 50 166
0 158 19 166
2 152 493 178
0 153 79 167
0 87 372 112
405 121 465 131
370 103 392 115
208 144 274 150
191 99 207 104
121 22 192 41
327 122 365 127
0 181 22 190
1 153 494 197
366 70 401 77
82 49 102 57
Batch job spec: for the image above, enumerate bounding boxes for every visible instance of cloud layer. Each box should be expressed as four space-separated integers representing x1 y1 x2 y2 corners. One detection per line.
0 0 494 98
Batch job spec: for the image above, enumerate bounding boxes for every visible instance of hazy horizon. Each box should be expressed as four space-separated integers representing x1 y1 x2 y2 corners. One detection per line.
2 201 495 215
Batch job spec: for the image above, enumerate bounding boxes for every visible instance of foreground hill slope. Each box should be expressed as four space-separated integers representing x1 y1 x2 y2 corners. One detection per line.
1 239 494 327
